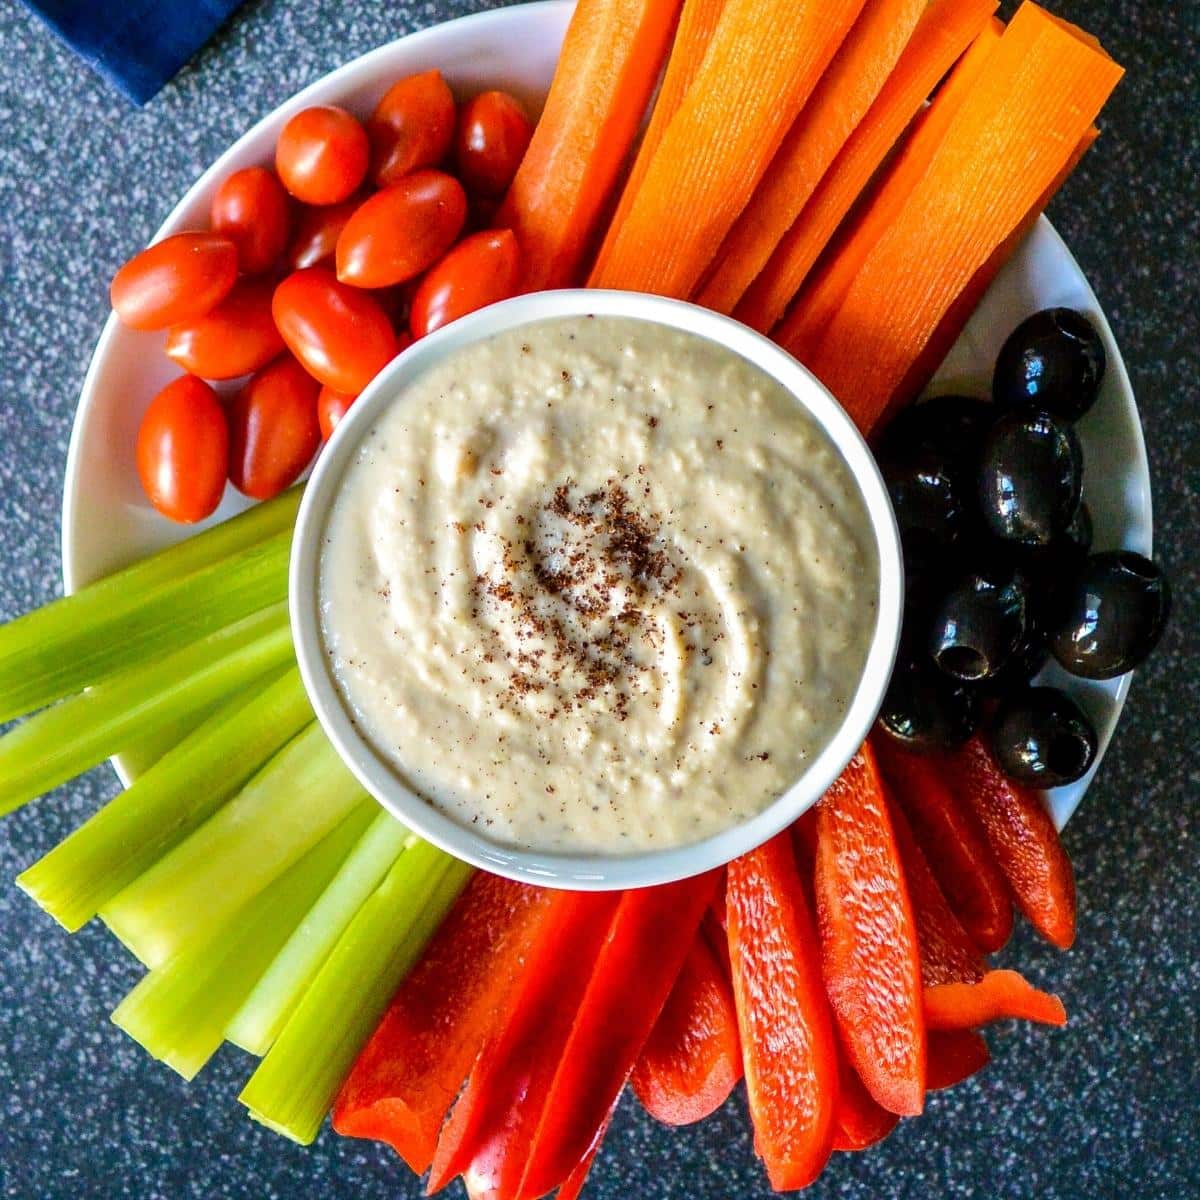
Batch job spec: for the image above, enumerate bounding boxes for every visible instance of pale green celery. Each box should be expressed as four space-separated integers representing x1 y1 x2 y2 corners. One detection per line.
240 840 472 1144
227 809 415 1056
0 602 292 818
116 699 224 782
101 722 366 969
111 800 376 1081
17 668 312 933
0 489 300 723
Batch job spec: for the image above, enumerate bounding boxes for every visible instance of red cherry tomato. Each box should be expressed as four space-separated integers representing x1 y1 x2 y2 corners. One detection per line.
410 229 521 338
285 197 360 270
336 170 466 288
136 376 229 523
228 355 321 500
111 233 238 331
367 69 457 187
275 106 369 206
165 280 285 379
317 385 357 441
455 91 533 197
210 167 291 275
272 267 398 393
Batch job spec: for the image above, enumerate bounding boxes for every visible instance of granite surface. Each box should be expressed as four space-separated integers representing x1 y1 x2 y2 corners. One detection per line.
0 0 1196 1197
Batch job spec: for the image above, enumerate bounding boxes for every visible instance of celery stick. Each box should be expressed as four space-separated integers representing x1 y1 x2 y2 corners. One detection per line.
101 722 367 969
0 491 299 723
111 800 376 1081
17 668 312 933
116 699 224 782
227 809 415 1056
239 841 472 1144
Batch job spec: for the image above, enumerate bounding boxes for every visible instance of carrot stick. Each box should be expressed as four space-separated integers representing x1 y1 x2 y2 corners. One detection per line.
497 0 683 292
924 970 1067 1030
589 0 867 298
777 15 1004 355
695 0 929 315
605 0 726 244
736 0 998 334
781 2 1123 434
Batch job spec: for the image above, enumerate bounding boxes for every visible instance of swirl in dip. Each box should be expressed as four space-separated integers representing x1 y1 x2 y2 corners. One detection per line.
319 315 878 854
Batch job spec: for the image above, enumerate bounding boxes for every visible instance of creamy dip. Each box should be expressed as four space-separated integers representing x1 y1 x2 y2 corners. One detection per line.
319 315 878 854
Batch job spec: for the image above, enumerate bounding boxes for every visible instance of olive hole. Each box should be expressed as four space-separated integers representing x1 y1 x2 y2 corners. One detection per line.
938 646 988 680
1048 734 1087 777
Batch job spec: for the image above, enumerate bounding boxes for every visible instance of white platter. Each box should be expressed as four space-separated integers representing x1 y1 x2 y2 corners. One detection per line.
60 0 1151 828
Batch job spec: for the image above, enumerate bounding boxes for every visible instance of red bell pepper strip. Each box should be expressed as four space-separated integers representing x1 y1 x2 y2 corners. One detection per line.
332 873 550 1174
873 734 1013 953
517 872 720 1199
944 735 1076 950
553 1101 615 1200
887 794 985 988
630 928 742 1126
830 1043 899 1152
924 969 1067 1030
727 831 838 1190
926 1030 990 1091
427 890 620 1196
814 745 927 1117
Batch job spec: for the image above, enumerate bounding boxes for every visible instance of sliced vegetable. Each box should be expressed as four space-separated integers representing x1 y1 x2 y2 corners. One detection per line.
589 0 865 298
780 4 1123 432
554 1105 615 1200
367 69 457 187
873 735 1013 953
814 746 926 1116
0 601 291 819
924 969 1067 1030
727 832 838 1190
101 722 365 968
696 0 929 314
210 166 291 275
333 873 551 1174
165 279 285 380
926 1030 990 1090
110 232 238 331
275 105 369 206
944 734 1076 949
240 841 472 1144
830 1046 899 1152
497 0 683 291
455 90 534 197
519 874 719 1198
227 808 415 1056
630 931 742 1126
17 668 310 932
111 803 374 1080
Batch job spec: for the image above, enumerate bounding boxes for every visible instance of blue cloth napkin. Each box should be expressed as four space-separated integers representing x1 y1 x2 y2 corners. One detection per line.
22 0 245 104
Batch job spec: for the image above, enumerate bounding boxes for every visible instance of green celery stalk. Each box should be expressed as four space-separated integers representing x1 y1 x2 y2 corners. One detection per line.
227 808 415 1056
239 840 473 1144
0 490 299 723
100 722 367 968
0 601 292 818
17 668 312 933
111 800 376 1081
116 699 225 783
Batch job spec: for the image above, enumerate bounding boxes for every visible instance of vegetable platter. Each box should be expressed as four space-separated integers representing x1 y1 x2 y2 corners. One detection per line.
0 0 1172 1196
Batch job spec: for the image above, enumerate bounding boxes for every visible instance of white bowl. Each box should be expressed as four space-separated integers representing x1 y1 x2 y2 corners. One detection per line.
289 290 904 889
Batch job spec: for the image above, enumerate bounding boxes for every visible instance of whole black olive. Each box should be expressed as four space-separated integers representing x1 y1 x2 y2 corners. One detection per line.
1049 551 1172 679
993 307 1106 421
883 447 969 549
971 623 1049 698
900 529 955 621
979 409 1083 545
879 656 981 752
989 686 1098 787
879 394 994 475
929 566 1031 682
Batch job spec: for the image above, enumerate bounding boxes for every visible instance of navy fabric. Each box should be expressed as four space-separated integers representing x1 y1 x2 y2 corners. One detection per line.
21 0 244 103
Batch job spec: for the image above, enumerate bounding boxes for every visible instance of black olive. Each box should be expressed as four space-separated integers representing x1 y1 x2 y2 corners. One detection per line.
879 394 994 474
879 656 981 752
882 447 969 549
971 623 1049 698
993 307 1106 421
1048 551 1172 679
900 529 954 621
979 408 1083 545
929 566 1031 682
988 686 1098 787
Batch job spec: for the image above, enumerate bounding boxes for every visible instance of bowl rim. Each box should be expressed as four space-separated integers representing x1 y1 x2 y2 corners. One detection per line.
289 288 904 889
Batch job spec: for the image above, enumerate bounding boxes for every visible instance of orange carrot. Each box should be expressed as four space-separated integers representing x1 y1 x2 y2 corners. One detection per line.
736 0 998 334
497 0 683 292
589 0 867 298
780 2 1123 434
777 16 1005 356
695 0 929 315
605 0 726 243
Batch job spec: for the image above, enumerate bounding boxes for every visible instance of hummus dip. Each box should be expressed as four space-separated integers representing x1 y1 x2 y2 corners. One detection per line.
319 315 878 854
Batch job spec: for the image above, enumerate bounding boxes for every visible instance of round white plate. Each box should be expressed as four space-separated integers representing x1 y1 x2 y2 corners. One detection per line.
61 0 1151 827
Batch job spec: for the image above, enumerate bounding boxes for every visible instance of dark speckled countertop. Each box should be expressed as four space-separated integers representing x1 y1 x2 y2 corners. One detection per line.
0 1 1197 1197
